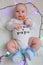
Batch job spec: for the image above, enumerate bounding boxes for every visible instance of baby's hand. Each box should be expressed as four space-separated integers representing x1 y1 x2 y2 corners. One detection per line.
12 23 22 30
24 19 32 27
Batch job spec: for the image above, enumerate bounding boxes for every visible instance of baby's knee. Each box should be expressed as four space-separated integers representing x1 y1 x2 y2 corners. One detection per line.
29 37 41 51
32 37 41 45
29 37 41 45
6 39 17 45
31 37 41 51
6 40 14 47
6 39 18 53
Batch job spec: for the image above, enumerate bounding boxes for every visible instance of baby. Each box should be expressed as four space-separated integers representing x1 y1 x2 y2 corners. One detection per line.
6 3 41 63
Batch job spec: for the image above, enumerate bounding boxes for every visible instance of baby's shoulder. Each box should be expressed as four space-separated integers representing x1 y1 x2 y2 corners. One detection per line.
10 18 17 22
10 18 20 23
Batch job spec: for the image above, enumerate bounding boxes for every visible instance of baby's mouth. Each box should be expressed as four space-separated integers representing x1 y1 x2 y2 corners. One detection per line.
19 16 25 20
19 16 22 19
19 16 22 17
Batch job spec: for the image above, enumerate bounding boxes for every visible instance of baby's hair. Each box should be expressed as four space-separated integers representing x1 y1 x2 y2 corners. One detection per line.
15 3 27 10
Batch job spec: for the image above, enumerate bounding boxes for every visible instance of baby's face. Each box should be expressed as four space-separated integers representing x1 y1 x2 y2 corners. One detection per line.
14 4 27 20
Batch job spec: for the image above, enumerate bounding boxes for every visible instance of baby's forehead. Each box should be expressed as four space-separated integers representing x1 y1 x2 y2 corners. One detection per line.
15 4 27 10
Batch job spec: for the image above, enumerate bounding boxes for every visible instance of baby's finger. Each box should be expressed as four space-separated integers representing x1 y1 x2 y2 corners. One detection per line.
14 25 19 30
17 24 22 29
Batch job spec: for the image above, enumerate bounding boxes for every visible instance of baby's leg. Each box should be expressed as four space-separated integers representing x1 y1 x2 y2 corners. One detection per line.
6 40 23 63
28 37 41 51
6 39 18 53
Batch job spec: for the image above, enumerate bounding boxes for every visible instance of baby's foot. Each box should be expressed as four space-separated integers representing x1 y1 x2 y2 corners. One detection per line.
25 47 36 60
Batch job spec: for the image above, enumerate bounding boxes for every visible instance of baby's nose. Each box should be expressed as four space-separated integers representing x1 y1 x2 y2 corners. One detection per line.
19 12 22 15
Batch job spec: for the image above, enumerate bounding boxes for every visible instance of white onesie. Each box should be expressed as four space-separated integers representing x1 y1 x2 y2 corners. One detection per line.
6 18 33 49
6 18 36 64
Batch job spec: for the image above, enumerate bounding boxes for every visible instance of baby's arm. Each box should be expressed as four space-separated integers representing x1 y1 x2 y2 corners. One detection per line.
6 19 15 31
6 19 21 31
24 19 32 27
12 23 22 30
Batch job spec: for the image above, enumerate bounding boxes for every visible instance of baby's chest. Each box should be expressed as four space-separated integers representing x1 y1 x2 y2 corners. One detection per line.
13 25 31 39
13 25 31 49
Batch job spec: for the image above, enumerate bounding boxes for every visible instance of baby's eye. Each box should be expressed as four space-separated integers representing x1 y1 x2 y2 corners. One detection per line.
16 11 19 12
22 11 24 13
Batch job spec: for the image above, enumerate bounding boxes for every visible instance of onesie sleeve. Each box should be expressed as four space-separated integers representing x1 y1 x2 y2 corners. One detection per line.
6 18 18 31
27 18 36 29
